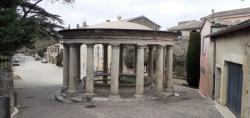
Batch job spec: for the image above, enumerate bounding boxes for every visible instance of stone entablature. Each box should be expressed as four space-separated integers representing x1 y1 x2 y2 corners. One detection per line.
60 29 176 45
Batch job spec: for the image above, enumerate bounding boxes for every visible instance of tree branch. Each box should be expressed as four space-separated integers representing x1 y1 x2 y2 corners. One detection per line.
21 0 43 20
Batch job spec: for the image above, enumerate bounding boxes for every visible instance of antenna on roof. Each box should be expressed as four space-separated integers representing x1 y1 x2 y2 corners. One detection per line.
68 24 70 29
211 9 215 14
82 21 87 28
117 15 122 20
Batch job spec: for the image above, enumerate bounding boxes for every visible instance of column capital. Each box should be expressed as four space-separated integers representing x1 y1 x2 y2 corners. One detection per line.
136 44 147 48
110 43 120 47
69 43 81 47
158 44 168 47
167 45 174 48
86 43 94 47
63 43 69 47
156 44 166 49
62 43 68 46
103 44 109 47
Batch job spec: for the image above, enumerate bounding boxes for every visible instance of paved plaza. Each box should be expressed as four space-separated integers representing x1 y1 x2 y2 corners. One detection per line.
13 57 223 118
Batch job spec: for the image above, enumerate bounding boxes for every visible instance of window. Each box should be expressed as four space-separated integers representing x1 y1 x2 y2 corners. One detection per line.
202 37 208 56
177 31 182 36
191 30 197 33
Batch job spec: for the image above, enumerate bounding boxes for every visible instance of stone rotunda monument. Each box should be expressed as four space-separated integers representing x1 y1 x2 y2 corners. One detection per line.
57 20 177 102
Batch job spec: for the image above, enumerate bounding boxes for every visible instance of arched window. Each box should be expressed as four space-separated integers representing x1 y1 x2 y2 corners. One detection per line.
176 31 182 36
191 30 197 32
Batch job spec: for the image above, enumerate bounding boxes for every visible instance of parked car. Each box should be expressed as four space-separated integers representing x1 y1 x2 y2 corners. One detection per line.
35 56 40 61
12 60 20 66
41 58 47 63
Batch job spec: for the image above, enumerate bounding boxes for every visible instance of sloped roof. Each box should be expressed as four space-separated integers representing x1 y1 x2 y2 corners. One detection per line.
87 20 152 30
207 19 250 38
123 15 161 27
209 19 238 27
204 7 250 19
168 20 204 31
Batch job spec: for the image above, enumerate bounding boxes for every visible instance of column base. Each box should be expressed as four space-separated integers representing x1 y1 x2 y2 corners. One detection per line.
109 94 120 99
61 86 68 93
66 90 77 97
164 88 174 93
84 93 95 98
134 94 145 99
154 91 165 96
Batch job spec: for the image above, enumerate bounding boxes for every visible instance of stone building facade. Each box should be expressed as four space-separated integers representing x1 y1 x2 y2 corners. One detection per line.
200 7 250 99
124 15 161 30
207 20 250 118
46 43 63 64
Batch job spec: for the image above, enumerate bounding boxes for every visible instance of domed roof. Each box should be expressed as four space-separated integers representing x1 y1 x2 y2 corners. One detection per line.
87 20 152 30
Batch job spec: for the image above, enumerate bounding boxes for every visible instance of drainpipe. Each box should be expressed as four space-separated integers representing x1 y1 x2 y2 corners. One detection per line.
212 37 216 100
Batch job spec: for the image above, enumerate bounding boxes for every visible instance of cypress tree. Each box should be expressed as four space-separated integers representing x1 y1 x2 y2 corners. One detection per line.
186 31 201 87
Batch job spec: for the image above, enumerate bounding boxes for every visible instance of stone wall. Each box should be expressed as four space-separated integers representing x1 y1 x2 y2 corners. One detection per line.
128 17 160 30
173 36 188 77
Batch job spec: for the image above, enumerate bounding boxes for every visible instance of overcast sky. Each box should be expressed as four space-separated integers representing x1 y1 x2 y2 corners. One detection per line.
40 0 250 30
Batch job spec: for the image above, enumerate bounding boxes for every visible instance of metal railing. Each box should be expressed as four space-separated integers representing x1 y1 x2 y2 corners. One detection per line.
0 96 10 118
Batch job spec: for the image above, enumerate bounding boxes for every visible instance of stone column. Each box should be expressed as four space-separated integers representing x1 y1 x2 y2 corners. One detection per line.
68 44 80 93
110 44 120 98
134 45 138 74
135 45 145 98
103 44 109 84
166 45 174 90
86 44 94 96
148 45 154 79
163 46 167 88
119 44 124 74
76 44 81 83
62 43 69 92
156 45 164 93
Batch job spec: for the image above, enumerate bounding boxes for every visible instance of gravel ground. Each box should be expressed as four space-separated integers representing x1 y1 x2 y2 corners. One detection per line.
13 56 223 118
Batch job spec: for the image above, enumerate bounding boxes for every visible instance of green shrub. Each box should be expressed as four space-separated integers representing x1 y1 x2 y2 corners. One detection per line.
186 32 201 87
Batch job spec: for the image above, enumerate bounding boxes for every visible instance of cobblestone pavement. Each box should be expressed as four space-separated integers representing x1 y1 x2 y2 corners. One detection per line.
13 56 223 118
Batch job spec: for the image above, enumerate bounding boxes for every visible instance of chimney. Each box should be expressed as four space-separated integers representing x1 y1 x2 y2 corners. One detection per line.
76 24 80 29
117 15 122 20
82 21 87 28
68 24 70 29
211 9 215 14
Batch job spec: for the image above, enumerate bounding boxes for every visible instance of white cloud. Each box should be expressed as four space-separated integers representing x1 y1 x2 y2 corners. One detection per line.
39 0 250 29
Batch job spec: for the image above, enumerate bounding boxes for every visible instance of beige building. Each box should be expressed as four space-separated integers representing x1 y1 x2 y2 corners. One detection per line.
168 20 203 37
46 43 63 64
200 7 250 99
124 15 161 30
207 20 250 118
